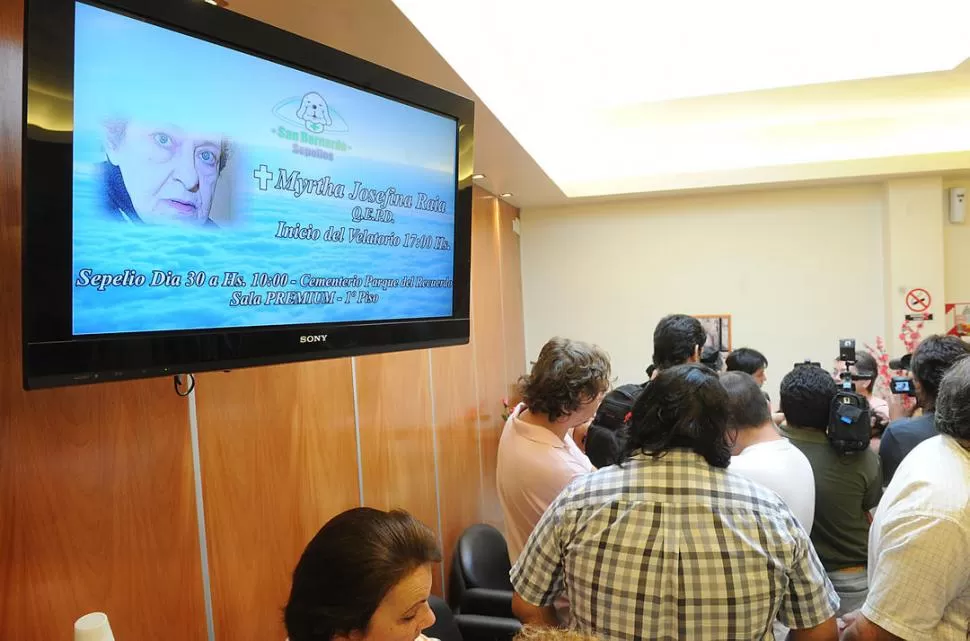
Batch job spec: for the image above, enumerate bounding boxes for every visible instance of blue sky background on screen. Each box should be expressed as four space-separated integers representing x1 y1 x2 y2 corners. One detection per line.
71 2 458 336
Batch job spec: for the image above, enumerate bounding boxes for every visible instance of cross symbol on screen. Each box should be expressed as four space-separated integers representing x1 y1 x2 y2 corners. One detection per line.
253 164 274 191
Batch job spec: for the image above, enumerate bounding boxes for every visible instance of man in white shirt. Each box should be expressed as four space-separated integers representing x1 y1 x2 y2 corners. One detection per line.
722 371 816 532
497 336 610 562
723 371 819 641
842 355 970 641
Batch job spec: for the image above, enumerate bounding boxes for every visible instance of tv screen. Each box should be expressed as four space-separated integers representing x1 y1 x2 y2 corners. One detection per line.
23 0 474 389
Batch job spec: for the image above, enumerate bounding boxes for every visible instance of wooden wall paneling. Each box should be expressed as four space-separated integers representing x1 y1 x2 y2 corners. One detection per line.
0 381 207 641
194 360 360 641
498 198 526 403
470 188 507 526
0 4 207 639
354 350 442 593
429 345 482 592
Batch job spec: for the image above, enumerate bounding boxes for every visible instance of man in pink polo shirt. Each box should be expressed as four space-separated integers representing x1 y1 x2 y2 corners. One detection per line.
497 336 611 563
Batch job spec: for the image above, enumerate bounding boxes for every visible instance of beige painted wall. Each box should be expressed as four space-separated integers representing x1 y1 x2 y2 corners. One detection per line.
520 184 888 402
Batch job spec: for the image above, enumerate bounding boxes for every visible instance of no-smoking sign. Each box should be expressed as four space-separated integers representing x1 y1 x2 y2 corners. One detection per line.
906 288 932 313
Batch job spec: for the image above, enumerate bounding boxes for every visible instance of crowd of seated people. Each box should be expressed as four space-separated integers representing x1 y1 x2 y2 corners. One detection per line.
280 313 970 641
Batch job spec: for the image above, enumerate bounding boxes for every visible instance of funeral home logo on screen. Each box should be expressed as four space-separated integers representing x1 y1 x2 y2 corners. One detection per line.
271 90 351 161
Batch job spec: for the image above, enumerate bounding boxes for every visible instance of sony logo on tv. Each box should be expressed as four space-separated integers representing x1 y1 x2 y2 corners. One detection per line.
299 334 328 344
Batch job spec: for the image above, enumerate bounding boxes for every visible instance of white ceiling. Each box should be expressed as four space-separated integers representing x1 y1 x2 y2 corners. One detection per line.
392 0 970 200
231 0 970 207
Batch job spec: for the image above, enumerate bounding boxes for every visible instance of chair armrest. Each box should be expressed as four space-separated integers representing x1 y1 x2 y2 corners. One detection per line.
454 614 522 641
459 587 514 618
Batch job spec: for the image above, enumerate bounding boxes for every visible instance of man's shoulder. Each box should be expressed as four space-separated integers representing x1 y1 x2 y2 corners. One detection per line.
885 413 936 439
720 465 795 510
860 446 883 477
651 453 795 513
897 436 970 483
779 427 832 460
842 443 882 475
734 440 814 474
886 412 933 429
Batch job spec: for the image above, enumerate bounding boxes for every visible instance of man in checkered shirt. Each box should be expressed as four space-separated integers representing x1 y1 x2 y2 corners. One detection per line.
511 364 840 641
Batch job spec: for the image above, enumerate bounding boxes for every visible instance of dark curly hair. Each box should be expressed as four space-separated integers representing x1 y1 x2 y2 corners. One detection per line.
621 364 731 468
518 337 612 422
779 364 837 430
284 508 441 641
911 335 970 410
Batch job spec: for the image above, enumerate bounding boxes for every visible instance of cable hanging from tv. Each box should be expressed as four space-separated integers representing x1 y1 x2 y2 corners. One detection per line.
174 374 196 397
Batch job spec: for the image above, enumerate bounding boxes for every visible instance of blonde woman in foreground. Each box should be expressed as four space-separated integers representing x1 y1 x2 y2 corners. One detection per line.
515 626 600 641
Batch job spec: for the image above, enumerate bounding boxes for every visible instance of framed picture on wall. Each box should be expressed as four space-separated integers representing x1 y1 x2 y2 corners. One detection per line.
696 314 732 353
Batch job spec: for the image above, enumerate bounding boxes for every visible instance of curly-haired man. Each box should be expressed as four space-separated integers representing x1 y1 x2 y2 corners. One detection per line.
497 336 611 563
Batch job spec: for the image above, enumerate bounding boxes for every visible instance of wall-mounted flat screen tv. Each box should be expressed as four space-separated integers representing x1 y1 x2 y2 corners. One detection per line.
23 0 473 389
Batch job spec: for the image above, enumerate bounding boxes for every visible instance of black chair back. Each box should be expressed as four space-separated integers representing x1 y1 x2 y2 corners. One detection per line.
456 524 513 590
426 595 463 641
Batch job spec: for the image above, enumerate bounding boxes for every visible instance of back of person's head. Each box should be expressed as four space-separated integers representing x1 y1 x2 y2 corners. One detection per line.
725 348 768 376
721 371 771 430
584 424 626 468
935 355 970 441
910 335 970 409
516 626 601 641
779 364 838 430
700 345 724 372
850 351 878 393
623 363 731 468
285 507 441 641
586 383 642 467
652 314 706 370
518 337 612 422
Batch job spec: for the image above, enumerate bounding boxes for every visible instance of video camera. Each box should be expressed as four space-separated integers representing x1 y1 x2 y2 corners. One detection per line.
891 376 915 395
828 339 871 454
889 353 916 397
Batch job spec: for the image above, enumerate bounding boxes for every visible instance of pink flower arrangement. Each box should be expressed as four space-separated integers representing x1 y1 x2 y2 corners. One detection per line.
863 336 892 399
898 319 925 356
863 319 924 411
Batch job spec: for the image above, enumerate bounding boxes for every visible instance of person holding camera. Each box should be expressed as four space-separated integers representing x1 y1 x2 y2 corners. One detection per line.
848 352 890 441
879 335 970 485
841 356 970 640
778 364 882 616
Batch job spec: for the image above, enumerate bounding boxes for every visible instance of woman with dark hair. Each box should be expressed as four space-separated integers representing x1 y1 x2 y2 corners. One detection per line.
623 363 732 467
285 507 442 641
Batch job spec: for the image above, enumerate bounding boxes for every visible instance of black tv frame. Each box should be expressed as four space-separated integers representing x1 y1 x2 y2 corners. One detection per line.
22 0 473 390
